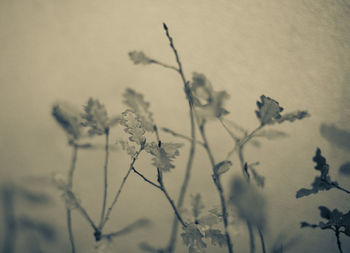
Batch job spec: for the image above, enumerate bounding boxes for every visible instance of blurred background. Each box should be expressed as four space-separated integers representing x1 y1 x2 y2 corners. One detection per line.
0 0 349 252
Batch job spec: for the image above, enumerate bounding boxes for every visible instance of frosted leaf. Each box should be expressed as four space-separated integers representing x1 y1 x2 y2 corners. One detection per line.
255 95 283 126
190 73 229 122
52 102 83 139
120 110 146 145
181 224 207 253
123 88 154 132
145 142 183 172
116 139 138 158
129 51 153 65
276 110 309 124
82 98 109 136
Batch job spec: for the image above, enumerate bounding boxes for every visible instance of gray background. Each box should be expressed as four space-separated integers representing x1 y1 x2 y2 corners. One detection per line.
1 0 350 252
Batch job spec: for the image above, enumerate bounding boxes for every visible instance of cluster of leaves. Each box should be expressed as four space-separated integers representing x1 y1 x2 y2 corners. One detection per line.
181 194 227 253
82 98 109 136
296 148 338 198
301 206 350 236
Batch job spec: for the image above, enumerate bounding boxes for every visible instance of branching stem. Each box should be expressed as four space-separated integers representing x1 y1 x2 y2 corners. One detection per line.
99 129 110 229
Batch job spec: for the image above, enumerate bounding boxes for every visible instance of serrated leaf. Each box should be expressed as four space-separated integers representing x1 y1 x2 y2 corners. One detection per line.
191 73 229 122
123 88 154 132
204 229 226 247
276 110 309 124
191 193 205 219
320 123 350 151
120 110 146 145
339 162 350 176
52 102 83 139
129 51 154 65
255 95 283 126
145 142 183 172
82 98 109 136
214 160 232 176
181 224 207 253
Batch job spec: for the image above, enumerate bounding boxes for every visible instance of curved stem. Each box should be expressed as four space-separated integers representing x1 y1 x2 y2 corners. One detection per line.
162 23 197 253
99 130 110 229
101 147 143 229
199 122 234 253
66 145 78 253
335 229 343 253
247 222 255 253
257 227 266 253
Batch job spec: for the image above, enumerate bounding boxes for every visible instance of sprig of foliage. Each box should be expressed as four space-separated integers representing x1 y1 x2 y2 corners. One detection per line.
296 148 350 198
82 98 109 136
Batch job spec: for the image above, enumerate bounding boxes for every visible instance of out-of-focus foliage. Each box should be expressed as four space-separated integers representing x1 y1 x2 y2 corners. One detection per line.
82 98 109 136
320 123 350 151
296 148 338 198
129 51 154 65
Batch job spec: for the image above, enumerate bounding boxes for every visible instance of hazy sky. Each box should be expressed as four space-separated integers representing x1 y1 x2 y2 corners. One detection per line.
0 1 349 252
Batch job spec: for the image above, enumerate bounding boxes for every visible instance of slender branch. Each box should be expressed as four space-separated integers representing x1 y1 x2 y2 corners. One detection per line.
66 145 78 253
162 23 197 253
151 59 179 72
219 118 240 142
331 182 350 194
162 127 205 147
101 146 143 229
199 122 234 253
132 166 161 190
2 186 16 253
247 222 256 253
335 229 343 253
102 219 151 239
257 227 266 253
99 129 110 229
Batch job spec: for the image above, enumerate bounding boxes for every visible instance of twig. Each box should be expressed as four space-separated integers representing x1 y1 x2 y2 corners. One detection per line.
331 182 350 195
247 222 255 253
257 227 266 253
335 229 343 253
101 146 143 229
67 145 78 253
102 219 151 239
162 127 204 147
162 23 197 253
132 167 161 189
199 122 234 253
99 129 110 229
2 186 16 253
151 59 179 72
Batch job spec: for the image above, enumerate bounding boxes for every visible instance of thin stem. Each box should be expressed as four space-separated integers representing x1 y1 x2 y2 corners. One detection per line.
257 227 266 253
132 166 161 189
162 127 205 147
199 123 234 253
151 59 179 72
335 229 343 253
331 182 350 194
66 145 78 253
101 146 143 229
101 218 150 239
99 130 110 229
157 168 187 227
162 23 197 253
247 222 256 253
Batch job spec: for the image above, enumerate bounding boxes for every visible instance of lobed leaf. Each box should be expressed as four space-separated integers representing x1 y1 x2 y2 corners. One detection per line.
123 88 154 132
82 98 109 136
120 110 146 145
181 223 207 253
255 95 283 126
204 229 226 247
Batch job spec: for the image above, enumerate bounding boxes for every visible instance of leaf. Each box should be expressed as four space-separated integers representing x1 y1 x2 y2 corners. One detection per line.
120 110 146 145
181 224 207 253
128 51 154 65
191 194 205 219
319 206 331 220
255 95 283 126
320 123 350 151
254 129 289 140
190 73 229 121
197 214 219 227
82 98 109 136
339 162 350 176
204 229 226 247
145 142 183 172
296 148 338 198
52 102 83 139
116 139 138 158
214 160 232 176
276 111 309 124
123 88 154 132
229 176 266 227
